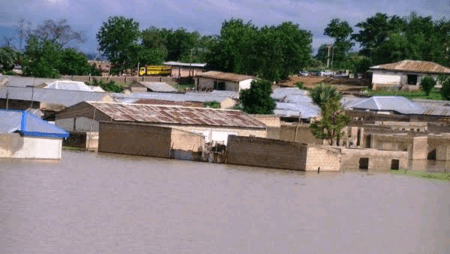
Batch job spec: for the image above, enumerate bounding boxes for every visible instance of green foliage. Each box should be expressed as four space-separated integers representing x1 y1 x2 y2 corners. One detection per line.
96 16 141 74
203 101 221 108
323 19 354 69
295 81 305 89
309 84 350 145
440 76 450 100
89 79 124 93
0 47 21 72
59 48 92 75
206 19 312 82
367 89 443 100
391 169 450 182
240 79 276 114
22 35 62 78
419 76 436 96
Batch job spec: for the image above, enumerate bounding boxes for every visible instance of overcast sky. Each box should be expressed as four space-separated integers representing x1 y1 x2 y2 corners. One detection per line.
0 0 449 54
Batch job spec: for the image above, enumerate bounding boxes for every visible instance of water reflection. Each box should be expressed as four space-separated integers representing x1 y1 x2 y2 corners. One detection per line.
408 160 450 173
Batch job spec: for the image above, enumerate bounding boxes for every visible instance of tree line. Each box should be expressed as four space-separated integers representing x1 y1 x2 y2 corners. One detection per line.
316 12 450 72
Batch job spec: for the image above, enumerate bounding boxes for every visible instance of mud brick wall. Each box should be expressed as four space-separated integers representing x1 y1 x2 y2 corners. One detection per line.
99 122 172 158
305 145 341 171
227 135 308 170
340 148 408 172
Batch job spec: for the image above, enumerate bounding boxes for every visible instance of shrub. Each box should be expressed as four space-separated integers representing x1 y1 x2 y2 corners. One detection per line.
441 77 450 100
203 101 221 108
420 75 436 96
88 79 124 93
240 79 276 114
295 81 305 89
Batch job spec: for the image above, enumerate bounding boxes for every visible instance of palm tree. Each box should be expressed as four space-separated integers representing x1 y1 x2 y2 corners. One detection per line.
309 83 342 108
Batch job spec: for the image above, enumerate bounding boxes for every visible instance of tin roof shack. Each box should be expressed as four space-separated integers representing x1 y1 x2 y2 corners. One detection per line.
370 60 450 90
128 81 178 93
0 110 69 159
55 102 267 146
195 71 255 92
163 61 206 78
0 86 114 119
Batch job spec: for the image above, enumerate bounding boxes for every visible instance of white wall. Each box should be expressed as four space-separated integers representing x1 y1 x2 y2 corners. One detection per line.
197 77 240 91
238 79 254 91
0 134 62 159
372 71 402 85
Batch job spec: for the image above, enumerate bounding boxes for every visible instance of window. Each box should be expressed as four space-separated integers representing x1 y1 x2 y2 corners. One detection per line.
359 158 369 170
391 159 400 170
407 75 418 85
215 81 225 90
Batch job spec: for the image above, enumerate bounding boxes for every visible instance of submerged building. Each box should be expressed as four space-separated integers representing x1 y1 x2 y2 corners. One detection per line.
0 110 69 159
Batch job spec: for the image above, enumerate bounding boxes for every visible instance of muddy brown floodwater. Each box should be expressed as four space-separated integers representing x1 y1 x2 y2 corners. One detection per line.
0 150 449 253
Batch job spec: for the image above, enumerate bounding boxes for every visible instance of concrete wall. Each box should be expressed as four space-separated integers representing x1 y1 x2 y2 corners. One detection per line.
197 78 240 91
251 115 281 127
279 124 323 144
372 71 402 87
238 79 253 90
56 117 100 132
226 136 341 171
170 129 205 152
428 135 450 161
0 133 62 159
340 148 408 172
170 67 204 78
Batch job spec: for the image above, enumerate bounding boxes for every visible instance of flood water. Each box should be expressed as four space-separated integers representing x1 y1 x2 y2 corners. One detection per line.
1 151 449 253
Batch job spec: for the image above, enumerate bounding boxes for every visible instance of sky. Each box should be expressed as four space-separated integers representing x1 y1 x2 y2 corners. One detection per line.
0 0 449 55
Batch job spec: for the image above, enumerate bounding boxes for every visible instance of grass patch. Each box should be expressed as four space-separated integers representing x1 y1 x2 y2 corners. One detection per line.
366 89 443 100
390 169 450 182
175 83 196 92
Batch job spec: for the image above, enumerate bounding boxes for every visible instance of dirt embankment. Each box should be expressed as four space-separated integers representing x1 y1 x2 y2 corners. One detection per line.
277 76 371 94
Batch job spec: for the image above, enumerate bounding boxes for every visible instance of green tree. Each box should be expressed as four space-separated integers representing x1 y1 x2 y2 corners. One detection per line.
324 19 354 69
89 79 124 93
22 35 62 78
59 48 91 75
440 76 450 100
97 16 140 74
240 79 276 114
0 47 21 73
203 101 221 108
309 83 350 145
420 75 436 96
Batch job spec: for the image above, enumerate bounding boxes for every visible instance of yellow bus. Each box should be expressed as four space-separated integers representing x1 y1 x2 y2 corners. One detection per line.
139 65 172 76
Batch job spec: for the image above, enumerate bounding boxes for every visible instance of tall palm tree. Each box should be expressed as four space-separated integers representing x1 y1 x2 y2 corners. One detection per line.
309 83 342 108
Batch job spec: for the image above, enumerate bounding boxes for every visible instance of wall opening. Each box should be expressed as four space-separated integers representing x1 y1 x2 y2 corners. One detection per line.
407 75 418 85
428 149 437 160
359 158 369 170
214 81 225 90
365 135 371 148
391 159 400 170
357 129 361 146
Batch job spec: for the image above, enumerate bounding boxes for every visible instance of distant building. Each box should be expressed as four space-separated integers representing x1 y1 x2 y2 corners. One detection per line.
55 102 267 145
128 81 178 93
88 60 111 77
0 110 69 159
163 61 206 77
370 60 450 90
195 71 255 92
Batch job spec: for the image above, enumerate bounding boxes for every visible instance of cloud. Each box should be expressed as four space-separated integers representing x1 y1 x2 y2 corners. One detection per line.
0 0 448 53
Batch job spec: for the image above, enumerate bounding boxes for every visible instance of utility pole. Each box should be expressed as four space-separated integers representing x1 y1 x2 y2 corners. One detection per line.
189 48 194 77
331 46 335 70
30 85 34 109
327 44 333 68
5 87 9 109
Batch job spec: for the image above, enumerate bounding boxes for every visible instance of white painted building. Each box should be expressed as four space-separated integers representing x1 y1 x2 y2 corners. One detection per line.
0 110 69 159
195 71 255 92
370 60 450 90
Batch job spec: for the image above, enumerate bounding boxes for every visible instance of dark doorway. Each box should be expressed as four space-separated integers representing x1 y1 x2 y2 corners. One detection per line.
217 82 226 90
357 129 361 146
391 159 400 170
359 158 369 170
407 75 418 85
428 149 437 160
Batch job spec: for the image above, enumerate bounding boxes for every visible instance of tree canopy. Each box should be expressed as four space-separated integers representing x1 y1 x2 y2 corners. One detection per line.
206 19 312 82
240 79 276 114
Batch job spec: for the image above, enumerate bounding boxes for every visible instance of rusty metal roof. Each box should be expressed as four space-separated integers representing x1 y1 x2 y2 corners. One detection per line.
370 60 450 74
86 102 266 129
134 99 203 107
196 71 255 82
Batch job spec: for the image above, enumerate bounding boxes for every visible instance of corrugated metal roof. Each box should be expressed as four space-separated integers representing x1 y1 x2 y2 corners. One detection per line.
86 102 266 129
370 60 450 74
0 110 69 138
274 102 320 119
0 86 110 107
163 61 206 68
134 99 203 107
196 71 255 82
46 80 93 92
112 92 231 104
0 75 62 87
271 88 308 101
350 96 423 114
136 82 178 92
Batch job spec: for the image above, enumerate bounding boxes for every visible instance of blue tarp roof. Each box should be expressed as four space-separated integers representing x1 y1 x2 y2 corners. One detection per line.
0 110 69 138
